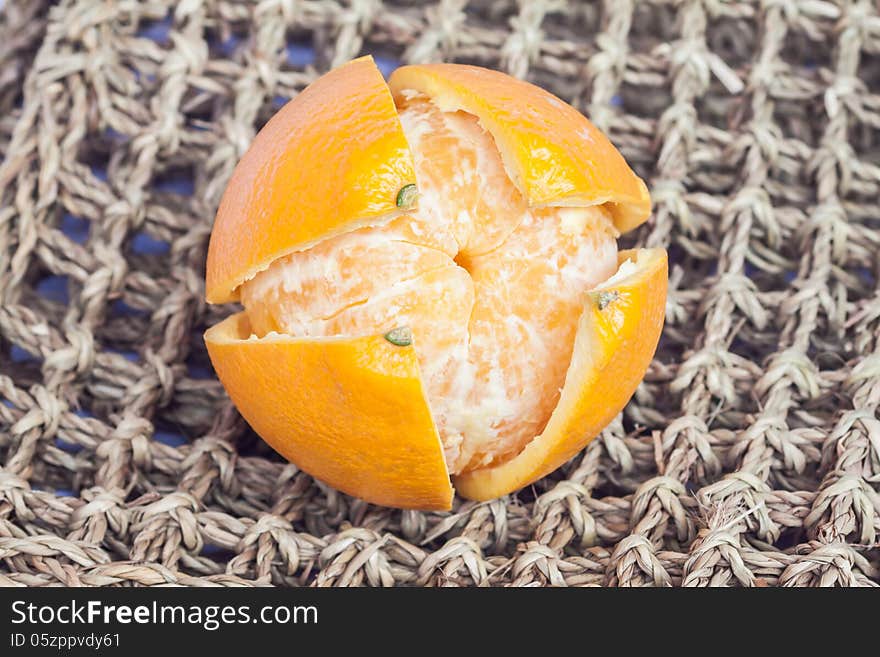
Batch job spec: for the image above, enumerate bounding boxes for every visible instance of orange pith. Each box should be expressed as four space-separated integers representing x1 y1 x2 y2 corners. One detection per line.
204 56 665 510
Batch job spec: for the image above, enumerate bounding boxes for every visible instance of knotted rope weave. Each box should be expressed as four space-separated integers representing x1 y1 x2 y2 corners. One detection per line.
1 0 879 587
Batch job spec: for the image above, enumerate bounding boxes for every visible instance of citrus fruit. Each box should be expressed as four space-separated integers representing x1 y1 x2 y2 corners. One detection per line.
204 56 666 510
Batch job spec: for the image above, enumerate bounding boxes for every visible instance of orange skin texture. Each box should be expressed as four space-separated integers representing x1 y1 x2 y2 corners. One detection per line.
204 313 453 509
388 64 651 232
203 56 666 510
206 56 416 304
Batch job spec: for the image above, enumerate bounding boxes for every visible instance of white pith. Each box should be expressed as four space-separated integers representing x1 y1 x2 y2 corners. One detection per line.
240 95 620 474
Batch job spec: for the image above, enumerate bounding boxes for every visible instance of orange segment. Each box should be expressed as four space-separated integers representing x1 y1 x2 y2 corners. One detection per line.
206 55 416 303
395 95 526 255
460 207 618 471
388 64 651 233
239 220 456 336
204 312 452 510
454 248 668 501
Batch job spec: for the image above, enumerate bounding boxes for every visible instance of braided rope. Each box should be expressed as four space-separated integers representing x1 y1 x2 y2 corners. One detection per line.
1 0 878 586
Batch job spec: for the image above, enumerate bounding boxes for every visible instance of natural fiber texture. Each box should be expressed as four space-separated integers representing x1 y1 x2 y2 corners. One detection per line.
1 0 879 587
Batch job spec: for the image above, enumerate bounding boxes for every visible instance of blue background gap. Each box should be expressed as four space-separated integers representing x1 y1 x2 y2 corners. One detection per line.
154 430 188 447
286 43 315 67
104 127 128 143
61 213 89 244
373 56 399 77
202 544 223 555
154 175 194 196
136 15 172 45
106 347 139 362
218 35 239 57
55 437 82 454
131 231 169 255
31 484 76 498
10 345 39 363
187 362 214 379
112 299 148 317
36 275 70 305
91 162 108 181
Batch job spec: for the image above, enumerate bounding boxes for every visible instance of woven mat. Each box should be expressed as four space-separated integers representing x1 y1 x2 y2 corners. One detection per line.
1 0 879 588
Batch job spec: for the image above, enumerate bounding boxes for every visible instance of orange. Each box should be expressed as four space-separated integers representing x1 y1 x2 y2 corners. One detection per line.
204 56 666 510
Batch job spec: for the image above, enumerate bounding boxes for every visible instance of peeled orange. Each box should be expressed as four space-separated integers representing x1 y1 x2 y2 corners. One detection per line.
204 56 667 510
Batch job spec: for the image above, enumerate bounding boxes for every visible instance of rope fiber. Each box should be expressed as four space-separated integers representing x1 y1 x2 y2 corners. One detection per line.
1 0 879 587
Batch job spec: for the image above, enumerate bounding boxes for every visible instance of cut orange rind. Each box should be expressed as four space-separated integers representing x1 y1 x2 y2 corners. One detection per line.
204 313 453 510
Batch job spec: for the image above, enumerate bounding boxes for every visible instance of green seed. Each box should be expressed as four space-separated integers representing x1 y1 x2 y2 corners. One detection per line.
384 326 413 347
396 183 418 208
597 290 619 310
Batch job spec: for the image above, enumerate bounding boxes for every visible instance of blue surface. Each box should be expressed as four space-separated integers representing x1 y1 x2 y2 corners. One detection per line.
112 299 148 317
187 362 214 379
55 437 82 454
10 345 39 363
131 231 169 255
730 336 750 355
91 163 108 182
31 484 75 498
136 15 172 45
154 430 188 447
218 35 239 57
287 43 315 67
36 275 70 305
154 175 194 196
104 127 128 143
106 348 139 362
374 56 399 77
61 213 89 244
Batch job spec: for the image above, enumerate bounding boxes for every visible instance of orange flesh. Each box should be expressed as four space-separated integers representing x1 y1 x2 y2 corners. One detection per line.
240 95 619 474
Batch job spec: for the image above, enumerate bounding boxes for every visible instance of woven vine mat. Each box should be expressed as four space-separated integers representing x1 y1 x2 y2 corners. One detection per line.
1 0 879 588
